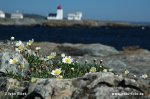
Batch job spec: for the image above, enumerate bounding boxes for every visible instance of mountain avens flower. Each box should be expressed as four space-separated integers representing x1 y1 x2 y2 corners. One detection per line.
15 45 25 52
35 47 41 51
11 36 15 41
27 39 34 46
51 68 62 76
15 41 23 47
57 75 63 79
141 74 148 79
108 68 113 72
71 67 75 71
47 52 56 60
51 52 56 57
62 56 73 64
90 67 96 73
125 69 129 75
61 53 65 58
9 58 18 65
103 69 107 72
47 55 53 60
133 75 137 77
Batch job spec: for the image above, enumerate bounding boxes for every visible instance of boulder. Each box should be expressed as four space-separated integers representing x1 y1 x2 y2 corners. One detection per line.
80 44 119 57
25 72 149 99
0 77 29 99
58 43 119 57
104 59 127 74
26 79 74 99
0 51 29 77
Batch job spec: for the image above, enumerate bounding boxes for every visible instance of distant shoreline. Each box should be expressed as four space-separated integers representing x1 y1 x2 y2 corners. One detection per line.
0 18 148 28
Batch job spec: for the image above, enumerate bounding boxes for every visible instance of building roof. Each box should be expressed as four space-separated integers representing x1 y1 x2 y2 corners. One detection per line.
48 13 57 17
68 12 82 16
11 13 23 16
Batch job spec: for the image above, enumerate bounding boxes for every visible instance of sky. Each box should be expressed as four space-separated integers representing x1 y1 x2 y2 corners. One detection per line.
0 0 150 22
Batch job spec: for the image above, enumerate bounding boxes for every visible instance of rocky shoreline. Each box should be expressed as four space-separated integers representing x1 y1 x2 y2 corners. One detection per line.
0 72 149 99
0 18 142 28
0 41 150 99
0 42 150 80
32 42 150 80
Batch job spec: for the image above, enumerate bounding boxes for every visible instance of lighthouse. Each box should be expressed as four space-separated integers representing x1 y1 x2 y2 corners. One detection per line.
47 5 63 20
56 5 63 20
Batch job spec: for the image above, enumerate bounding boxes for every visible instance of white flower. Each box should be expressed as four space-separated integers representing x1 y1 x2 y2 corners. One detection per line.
47 55 53 60
71 67 74 71
35 47 41 51
141 74 148 79
103 69 107 72
27 39 34 46
47 52 56 60
90 67 96 73
15 41 23 47
40 57 49 61
15 45 25 52
11 36 15 40
51 52 56 57
62 56 73 64
133 75 137 77
15 48 20 52
61 53 65 58
108 68 113 72
125 69 129 75
9 58 18 65
51 68 62 76
56 75 63 79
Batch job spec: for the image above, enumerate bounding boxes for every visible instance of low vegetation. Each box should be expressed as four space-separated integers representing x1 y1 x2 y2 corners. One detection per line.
2 37 148 82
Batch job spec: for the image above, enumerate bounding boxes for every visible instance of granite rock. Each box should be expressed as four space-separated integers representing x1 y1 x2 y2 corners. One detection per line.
0 51 29 77
25 72 149 99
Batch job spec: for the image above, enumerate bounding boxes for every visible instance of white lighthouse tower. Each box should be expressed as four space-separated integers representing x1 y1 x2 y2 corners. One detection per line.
47 5 63 20
56 5 63 20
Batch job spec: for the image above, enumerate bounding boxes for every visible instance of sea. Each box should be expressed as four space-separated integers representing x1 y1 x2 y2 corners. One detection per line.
0 25 150 50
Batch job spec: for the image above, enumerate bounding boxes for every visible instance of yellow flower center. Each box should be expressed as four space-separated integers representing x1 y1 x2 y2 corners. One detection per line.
28 41 33 45
65 58 71 63
54 70 61 75
125 70 129 75
90 67 96 73
12 59 18 64
47 55 53 59
18 45 24 51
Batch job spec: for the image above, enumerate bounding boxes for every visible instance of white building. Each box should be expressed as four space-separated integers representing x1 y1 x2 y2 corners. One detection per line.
68 12 82 21
0 10 5 18
47 5 63 20
11 11 23 19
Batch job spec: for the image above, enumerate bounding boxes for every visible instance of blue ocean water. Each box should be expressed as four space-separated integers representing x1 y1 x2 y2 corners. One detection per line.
0 25 150 50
